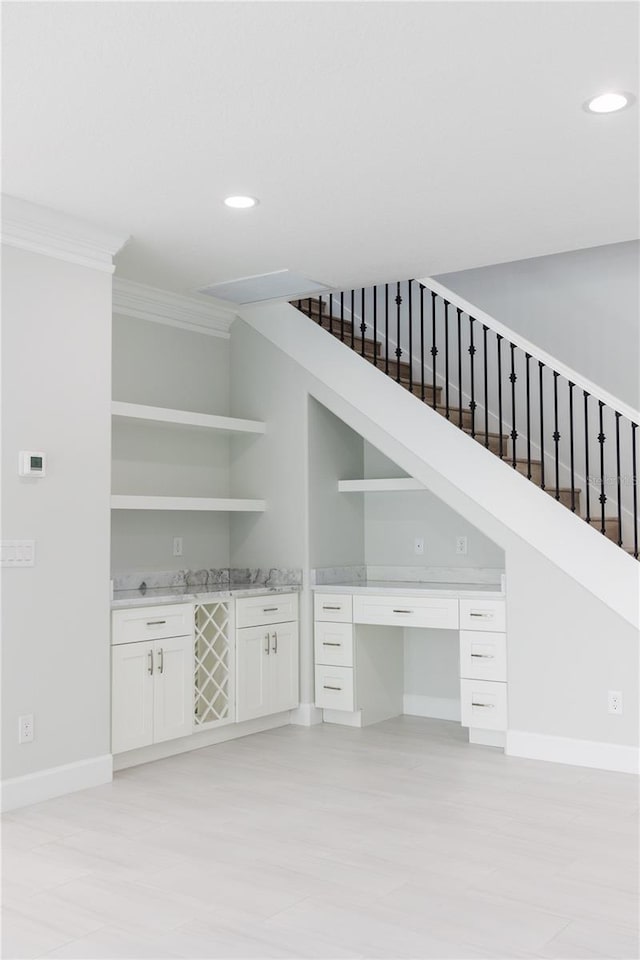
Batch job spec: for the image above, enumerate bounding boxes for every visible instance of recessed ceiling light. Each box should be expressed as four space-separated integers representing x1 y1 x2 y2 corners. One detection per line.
586 92 631 114
224 195 259 209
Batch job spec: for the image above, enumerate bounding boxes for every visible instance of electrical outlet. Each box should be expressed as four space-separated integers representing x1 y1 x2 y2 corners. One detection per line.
456 536 468 555
19 714 34 743
414 537 424 555
608 690 623 715
173 537 183 557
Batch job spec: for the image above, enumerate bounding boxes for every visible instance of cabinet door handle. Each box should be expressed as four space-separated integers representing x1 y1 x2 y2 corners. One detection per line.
148 650 154 675
393 609 413 614
470 611 492 618
146 620 166 626
158 648 164 674
471 702 494 708
322 642 341 647
323 685 342 691
263 607 278 613
322 605 342 610
265 633 270 655
471 653 495 659
272 631 278 654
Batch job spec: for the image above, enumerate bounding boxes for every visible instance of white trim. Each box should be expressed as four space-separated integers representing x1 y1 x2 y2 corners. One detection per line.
403 694 461 722
1 195 128 273
338 478 423 493
113 277 237 338
421 276 640 426
111 401 265 434
110 495 266 512
1 754 113 812
322 708 363 727
289 703 323 726
506 729 640 774
470 728 505 748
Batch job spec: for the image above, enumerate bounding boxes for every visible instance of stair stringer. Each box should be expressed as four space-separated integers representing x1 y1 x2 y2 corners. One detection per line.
239 299 639 629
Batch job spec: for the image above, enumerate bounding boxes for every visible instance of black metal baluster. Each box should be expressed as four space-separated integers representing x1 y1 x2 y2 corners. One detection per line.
539 362 546 490
497 335 504 457
469 317 476 437
483 325 489 445
510 342 518 468
340 292 344 342
553 371 560 499
458 309 464 428
350 290 355 349
395 282 402 383
615 412 622 546
420 286 425 401
568 382 575 511
408 282 413 393
384 283 389 376
584 392 590 521
328 294 333 336
373 285 378 367
318 296 323 328
444 300 450 418
431 292 437 408
360 288 366 358
598 401 606 535
632 422 638 558
525 354 531 479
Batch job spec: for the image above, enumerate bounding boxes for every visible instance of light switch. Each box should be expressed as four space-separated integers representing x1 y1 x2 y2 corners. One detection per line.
1 540 35 567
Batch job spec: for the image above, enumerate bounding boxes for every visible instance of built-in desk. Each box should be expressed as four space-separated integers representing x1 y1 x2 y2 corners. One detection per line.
312 581 507 747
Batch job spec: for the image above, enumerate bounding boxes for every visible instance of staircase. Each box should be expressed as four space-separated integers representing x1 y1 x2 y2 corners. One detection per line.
293 285 638 558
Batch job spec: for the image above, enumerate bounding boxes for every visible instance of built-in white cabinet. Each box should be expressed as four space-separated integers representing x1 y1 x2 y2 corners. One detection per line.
236 594 299 722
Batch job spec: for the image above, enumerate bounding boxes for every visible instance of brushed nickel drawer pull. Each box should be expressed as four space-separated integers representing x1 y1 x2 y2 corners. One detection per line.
263 607 278 612
264 633 270 655
322 605 342 610
471 702 494 708
158 648 164 674
148 650 154 675
393 609 413 614
323 685 342 691
471 653 495 659
470 611 492 618
322 642 341 646
272 631 278 654
146 620 166 626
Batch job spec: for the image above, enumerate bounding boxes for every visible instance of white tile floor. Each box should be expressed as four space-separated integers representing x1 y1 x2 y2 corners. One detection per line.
2 717 639 959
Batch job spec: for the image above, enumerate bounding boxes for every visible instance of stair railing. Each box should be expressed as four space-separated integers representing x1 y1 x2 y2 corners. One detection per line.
293 279 639 559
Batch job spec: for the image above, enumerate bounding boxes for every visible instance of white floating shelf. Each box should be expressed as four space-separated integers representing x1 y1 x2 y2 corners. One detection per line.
111 496 266 512
112 401 265 435
338 478 425 493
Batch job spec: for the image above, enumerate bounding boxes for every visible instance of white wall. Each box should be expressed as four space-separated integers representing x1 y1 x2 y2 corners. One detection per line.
1 245 112 781
111 315 231 573
436 241 640 409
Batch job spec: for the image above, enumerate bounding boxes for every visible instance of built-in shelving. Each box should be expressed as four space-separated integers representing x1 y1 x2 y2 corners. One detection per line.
338 478 425 493
112 401 265 435
111 495 266 512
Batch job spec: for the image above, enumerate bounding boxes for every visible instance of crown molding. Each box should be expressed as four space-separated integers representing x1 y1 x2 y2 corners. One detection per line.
1 195 129 273
112 277 237 338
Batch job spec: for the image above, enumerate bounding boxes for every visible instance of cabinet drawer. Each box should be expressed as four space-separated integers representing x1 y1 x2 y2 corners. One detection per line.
314 622 353 667
459 630 507 682
315 665 354 712
314 593 353 623
460 679 507 731
459 598 505 632
112 604 194 645
236 593 299 629
353 594 458 630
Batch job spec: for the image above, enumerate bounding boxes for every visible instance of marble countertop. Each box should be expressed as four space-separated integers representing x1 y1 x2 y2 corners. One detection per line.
111 583 301 610
312 580 505 599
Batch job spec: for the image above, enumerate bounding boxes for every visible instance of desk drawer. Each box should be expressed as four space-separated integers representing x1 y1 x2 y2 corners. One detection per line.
112 604 193 645
460 630 507 682
236 593 298 629
314 593 353 623
314 622 353 667
315 665 354 712
460 679 507 731
459 598 505 632
353 594 458 630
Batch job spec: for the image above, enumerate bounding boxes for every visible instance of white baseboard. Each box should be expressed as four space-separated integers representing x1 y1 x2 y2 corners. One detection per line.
289 703 323 726
506 730 640 775
470 728 505 748
323 708 363 727
403 694 461 722
1 754 113 812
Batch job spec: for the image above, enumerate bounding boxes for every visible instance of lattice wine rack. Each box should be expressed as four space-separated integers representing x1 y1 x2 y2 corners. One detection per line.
194 601 235 729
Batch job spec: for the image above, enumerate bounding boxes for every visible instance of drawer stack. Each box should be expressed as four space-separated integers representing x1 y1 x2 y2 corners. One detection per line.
313 594 355 712
458 598 507 740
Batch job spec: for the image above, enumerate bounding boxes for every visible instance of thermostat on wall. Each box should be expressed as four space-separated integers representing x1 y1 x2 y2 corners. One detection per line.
19 451 46 477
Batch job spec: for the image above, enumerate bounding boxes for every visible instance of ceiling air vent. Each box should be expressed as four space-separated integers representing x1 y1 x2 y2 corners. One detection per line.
197 269 329 305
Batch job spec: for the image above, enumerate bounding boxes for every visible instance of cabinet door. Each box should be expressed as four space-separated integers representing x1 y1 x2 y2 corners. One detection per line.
153 635 194 744
236 626 270 721
269 621 299 714
111 641 154 754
